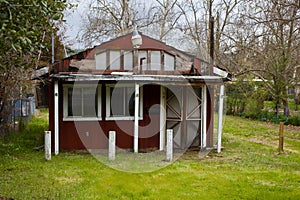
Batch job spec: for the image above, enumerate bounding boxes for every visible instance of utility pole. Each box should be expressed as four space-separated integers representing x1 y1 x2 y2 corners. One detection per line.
209 0 214 67
51 18 55 64
207 0 215 147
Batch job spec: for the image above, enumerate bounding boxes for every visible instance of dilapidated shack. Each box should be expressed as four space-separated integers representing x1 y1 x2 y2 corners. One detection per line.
48 32 230 153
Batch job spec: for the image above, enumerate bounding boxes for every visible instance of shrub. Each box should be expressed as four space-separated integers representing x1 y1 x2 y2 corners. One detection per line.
285 115 300 126
257 111 287 124
244 99 263 119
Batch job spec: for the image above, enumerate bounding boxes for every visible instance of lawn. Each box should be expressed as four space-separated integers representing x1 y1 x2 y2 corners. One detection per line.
0 113 299 199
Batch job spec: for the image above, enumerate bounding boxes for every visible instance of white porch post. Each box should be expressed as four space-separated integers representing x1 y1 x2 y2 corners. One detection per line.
134 82 139 153
160 86 166 151
109 131 116 160
54 80 59 155
166 129 173 161
201 86 207 149
217 85 225 153
45 131 51 160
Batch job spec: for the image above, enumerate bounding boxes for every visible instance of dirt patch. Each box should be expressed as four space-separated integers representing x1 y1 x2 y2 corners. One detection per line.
284 124 300 133
264 122 300 133
55 176 83 184
0 197 14 200
247 137 299 153
248 138 278 148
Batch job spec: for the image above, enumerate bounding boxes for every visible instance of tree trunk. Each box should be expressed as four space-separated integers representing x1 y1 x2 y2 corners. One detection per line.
283 98 289 117
283 86 290 117
275 99 279 117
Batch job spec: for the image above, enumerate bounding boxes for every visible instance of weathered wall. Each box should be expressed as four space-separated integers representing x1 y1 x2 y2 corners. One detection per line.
49 81 160 151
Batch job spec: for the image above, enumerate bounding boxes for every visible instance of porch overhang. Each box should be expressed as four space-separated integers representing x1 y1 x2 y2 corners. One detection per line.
50 73 229 84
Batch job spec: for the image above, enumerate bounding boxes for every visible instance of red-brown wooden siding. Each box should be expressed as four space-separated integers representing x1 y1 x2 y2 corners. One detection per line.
49 81 160 151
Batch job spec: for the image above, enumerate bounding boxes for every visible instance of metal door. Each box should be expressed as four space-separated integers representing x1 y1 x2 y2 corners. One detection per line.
166 86 202 149
166 86 183 149
186 87 202 147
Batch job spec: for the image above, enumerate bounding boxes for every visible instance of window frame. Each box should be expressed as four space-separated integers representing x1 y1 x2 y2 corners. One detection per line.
124 50 133 70
63 84 102 121
138 50 148 71
95 51 107 70
164 52 175 71
109 50 121 70
106 84 143 121
150 50 161 70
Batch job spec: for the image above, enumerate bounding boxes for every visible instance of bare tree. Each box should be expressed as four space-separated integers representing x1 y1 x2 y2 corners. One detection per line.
80 0 158 47
175 0 242 63
176 0 210 61
154 0 182 41
227 0 300 117
213 0 242 67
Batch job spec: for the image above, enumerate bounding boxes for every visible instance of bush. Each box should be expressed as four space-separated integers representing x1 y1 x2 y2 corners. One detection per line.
225 77 267 118
244 99 263 119
285 115 300 126
257 111 287 124
257 111 300 126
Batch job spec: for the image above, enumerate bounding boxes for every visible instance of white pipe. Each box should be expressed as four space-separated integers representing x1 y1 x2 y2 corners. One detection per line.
134 83 139 153
54 81 59 155
217 85 225 153
202 86 207 149
45 131 51 160
160 86 166 151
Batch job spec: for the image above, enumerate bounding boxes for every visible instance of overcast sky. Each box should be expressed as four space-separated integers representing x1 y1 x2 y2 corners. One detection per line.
63 0 89 49
62 0 205 52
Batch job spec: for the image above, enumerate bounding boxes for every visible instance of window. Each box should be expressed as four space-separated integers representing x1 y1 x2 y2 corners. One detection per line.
150 51 161 70
164 53 175 71
96 52 107 70
124 51 133 70
110 50 121 70
138 50 148 70
63 85 101 121
106 84 143 120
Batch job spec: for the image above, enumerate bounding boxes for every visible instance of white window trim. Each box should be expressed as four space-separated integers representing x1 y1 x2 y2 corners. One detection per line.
63 84 102 121
106 84 143 121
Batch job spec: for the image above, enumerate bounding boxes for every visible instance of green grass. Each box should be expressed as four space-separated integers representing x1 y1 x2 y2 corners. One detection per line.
1 114 300 199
